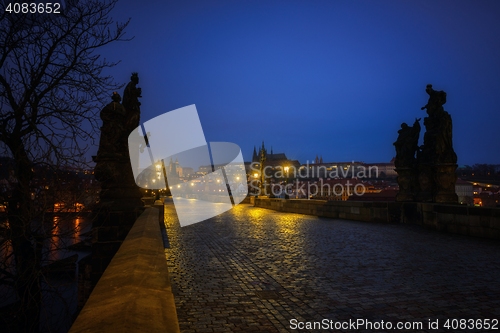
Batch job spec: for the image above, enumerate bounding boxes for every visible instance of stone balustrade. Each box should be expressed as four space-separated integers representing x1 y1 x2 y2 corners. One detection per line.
69 205 179 333
253 197 500 240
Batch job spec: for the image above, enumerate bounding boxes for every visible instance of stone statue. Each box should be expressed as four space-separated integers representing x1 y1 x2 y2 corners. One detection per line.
394 118 420 202
96 92 127 158
91 75 145 287
122 72 144 191
93 76 144 203
420 84 457 203
394 84 458 203
394 118 421 169
421 84 446 114
420 84 457 165
122 72 141 133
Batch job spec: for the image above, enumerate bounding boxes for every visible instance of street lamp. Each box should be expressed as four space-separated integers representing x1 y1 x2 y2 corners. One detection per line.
155 162 162 180
284 166 289 199
253 173 259 196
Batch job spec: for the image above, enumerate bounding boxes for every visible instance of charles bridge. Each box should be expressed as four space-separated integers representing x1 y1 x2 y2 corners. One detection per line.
69 80 499 332
70 198 500 333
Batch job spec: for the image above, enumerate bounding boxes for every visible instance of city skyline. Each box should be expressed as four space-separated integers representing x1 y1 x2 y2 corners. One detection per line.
97 1 500 165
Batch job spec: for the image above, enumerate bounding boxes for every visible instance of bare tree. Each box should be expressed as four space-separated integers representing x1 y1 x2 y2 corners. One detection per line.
0 1 129 331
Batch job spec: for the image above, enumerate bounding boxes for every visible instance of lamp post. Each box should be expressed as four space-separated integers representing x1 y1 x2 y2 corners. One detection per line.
155 161 162 179
154 161 163 199
253 173 259 196
284 166 289 199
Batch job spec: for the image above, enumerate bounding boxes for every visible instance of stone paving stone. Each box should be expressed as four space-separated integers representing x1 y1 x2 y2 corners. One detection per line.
164 203 500 332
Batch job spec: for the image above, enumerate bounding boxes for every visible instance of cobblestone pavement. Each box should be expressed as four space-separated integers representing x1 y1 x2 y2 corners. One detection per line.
164 203 500 333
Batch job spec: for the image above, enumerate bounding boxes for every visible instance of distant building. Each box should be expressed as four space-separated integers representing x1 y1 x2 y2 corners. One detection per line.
166 157 182 177
252 142 300 166
181 167 194 177
470 181 500 207
363 158 397 178
455 178 473 205
295 160 395 180
474 192 500 207
348 189 398 202
249 142 301 178
308 178 366 201
248 143 397 183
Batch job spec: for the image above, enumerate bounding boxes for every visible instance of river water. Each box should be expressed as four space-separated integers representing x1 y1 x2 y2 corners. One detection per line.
0 214 92 332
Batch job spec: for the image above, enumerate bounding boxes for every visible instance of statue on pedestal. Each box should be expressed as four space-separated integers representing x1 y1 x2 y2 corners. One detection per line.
96 92 127 158
394 84 458 203
420 84 457 165
91 73 145 287
419 84 458 203
93 88 142 204
394 118 420 202
394 118 421 169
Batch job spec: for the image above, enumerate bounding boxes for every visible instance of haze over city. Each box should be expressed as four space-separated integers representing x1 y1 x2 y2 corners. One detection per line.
100 0 500 165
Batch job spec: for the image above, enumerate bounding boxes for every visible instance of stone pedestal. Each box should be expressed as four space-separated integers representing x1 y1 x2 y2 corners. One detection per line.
394 85 459 205
90 205 142 287
82 78 145 305
91 154 144 287
416 163 434 202
434 163 458 203
395 167 416 202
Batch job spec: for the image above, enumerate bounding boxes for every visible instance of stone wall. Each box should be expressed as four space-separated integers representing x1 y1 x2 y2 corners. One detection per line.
91 208 141 287
253 198 500 240
400 202 500 240
254 198 402 223
70 206 179 333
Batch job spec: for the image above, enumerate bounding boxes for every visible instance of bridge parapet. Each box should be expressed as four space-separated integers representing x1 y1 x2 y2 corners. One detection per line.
254 198 500 240
70 206 179 333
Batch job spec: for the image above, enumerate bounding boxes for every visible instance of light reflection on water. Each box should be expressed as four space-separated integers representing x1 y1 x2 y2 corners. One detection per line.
45 215 91 262
0 214 92 332
1 215 92 263
1 214 92 278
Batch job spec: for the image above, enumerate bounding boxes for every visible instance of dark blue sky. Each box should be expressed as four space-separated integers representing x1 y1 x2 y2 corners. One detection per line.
100 0 500 165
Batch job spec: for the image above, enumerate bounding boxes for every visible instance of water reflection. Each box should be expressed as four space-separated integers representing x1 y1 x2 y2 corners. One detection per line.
1 214 92 278
0 214 92 332
45 215 91 263
0 225 15 307
0 221 13 267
